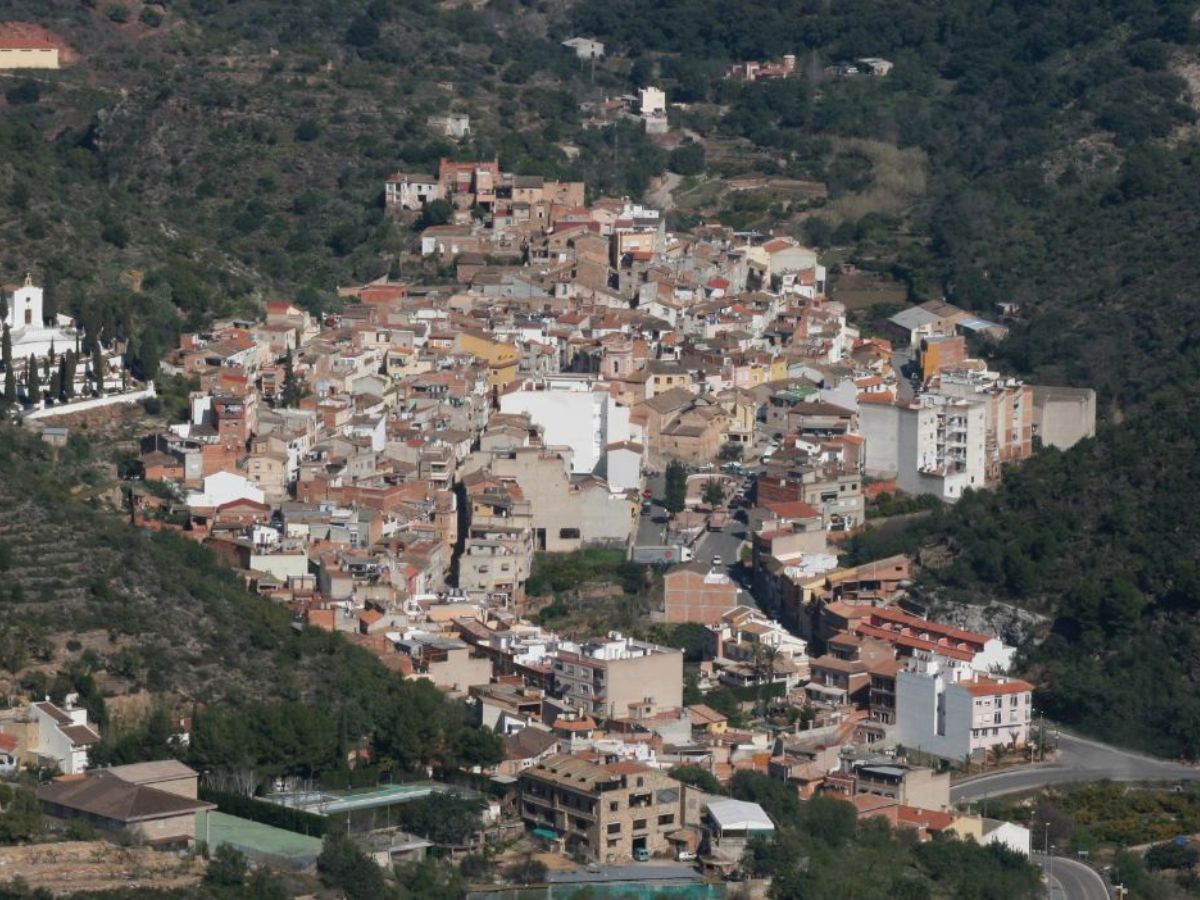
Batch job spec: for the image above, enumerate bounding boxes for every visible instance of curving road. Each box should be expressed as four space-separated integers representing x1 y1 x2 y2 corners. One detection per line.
1035 853 1112 900
952 730 1200 804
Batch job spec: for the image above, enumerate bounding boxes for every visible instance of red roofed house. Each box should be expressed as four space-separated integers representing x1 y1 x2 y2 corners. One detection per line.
852 606 1014 672
0 733 17 773
0 26 60 69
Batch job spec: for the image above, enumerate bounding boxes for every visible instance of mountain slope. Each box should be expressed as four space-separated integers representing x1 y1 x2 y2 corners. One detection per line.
0 425 497 777
570 0 1200 755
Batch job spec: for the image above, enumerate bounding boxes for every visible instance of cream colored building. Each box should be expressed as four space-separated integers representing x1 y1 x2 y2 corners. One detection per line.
0 40 59 70
552 634 683 719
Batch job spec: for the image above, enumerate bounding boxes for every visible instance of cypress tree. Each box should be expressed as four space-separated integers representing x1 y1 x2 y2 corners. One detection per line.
2 324 13 407
92 342 105 394
26 355 40 404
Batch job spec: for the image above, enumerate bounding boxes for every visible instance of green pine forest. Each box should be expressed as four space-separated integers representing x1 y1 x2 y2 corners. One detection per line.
0 0 1198 771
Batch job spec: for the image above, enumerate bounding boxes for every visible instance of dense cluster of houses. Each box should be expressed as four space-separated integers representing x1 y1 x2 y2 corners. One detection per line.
0 159 1097 872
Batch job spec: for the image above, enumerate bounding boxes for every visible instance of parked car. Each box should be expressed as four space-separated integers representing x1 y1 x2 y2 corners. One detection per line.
676 850 697 862
633 847 651 862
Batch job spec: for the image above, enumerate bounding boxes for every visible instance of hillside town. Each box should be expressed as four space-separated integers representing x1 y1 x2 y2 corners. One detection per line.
0 155 1101 889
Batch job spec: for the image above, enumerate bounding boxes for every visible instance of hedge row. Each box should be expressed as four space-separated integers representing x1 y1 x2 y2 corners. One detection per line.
199 786 332 837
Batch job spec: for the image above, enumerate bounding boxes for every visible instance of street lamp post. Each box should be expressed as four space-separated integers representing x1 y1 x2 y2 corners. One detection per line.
1042 824 1052 899
1049 843 1056 900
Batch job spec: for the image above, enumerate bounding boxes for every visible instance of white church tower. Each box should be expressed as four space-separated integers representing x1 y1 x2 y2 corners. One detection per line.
2 274 43 331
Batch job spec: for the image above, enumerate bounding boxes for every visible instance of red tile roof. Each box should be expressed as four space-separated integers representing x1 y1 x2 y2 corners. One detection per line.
960 675 1033 697
765 500 821 520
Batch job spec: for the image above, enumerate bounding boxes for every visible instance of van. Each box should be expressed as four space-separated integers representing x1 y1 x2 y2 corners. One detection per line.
633 847 651 862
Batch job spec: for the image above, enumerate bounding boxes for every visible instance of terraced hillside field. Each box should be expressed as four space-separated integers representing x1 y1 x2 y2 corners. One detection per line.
0 425 305 703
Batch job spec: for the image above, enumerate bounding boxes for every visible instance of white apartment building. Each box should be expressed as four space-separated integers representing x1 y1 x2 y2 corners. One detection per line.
500 376 633 477
895 653 1032 761
859 395 987 501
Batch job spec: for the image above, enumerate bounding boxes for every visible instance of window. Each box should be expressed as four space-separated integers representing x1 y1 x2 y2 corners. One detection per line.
658 813 675 826
1010 695 1018 706
993 712 1002 724
610 801 619 812
633 819 647 831
559 528 581 539
636 777 644 787
607 823 621 834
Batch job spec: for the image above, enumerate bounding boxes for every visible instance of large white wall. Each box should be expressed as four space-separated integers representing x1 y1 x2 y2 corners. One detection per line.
501 387 629 476
859 403 902 476
896 666 970 760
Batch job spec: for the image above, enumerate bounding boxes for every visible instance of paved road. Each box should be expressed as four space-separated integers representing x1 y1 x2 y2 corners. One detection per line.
635 471 749 575
1035 853 1112 900
953 730 1200 804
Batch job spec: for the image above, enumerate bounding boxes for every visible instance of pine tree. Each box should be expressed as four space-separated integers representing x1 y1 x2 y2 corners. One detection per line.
2 323 11 370
55 356 67 401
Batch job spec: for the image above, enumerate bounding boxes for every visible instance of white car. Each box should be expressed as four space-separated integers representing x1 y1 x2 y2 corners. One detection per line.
677 850 697 862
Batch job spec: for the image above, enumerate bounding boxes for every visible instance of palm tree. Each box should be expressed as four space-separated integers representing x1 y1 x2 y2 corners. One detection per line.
752 643 783 717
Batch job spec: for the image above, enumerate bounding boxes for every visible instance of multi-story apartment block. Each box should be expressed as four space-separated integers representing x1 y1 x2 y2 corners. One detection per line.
552 634 682 720
517 754 687 862
936 370 1034 481
896 653 1033 761
458 538 526 605
860 395 987 501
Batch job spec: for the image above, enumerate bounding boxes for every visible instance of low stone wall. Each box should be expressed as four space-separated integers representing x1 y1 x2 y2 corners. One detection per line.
23 386 156 421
